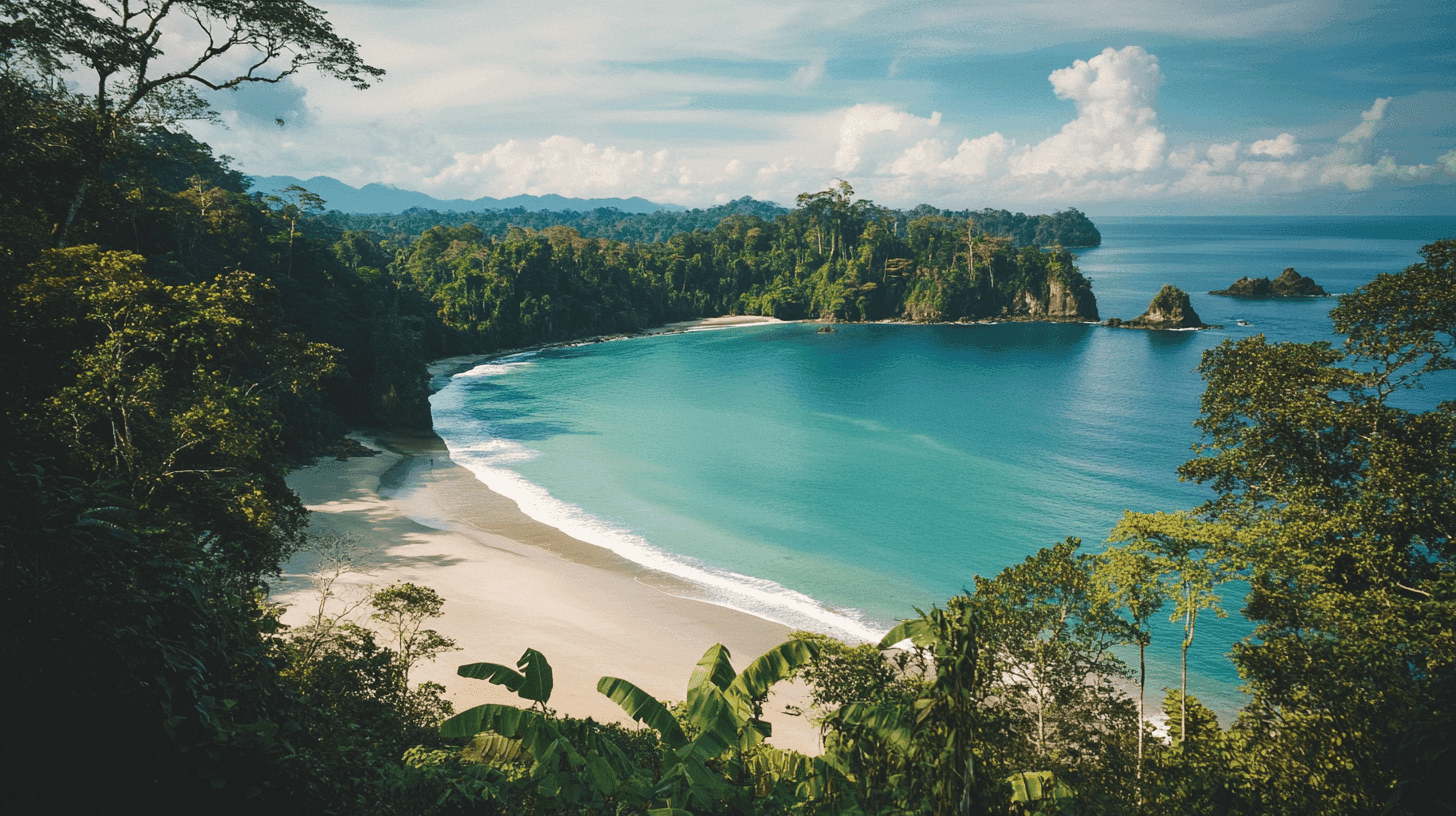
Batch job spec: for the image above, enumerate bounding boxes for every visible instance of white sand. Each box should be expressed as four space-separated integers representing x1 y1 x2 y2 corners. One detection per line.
275 429 821 754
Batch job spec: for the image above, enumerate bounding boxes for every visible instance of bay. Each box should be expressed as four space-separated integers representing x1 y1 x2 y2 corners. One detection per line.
430 215 1456 718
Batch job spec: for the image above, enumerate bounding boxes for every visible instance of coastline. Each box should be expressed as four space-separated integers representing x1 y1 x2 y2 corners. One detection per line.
275 315 823 754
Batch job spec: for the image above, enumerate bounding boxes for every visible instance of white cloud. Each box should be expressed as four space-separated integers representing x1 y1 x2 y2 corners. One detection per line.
859 57 1448 206
395 66 1451 209
1250 133 1299 157
1206 142 1240 171
191 7 1452 213
833 104 941 172
425 137 679 199
791 55 828 89
1008 46 1168 179
1338 97 1390 144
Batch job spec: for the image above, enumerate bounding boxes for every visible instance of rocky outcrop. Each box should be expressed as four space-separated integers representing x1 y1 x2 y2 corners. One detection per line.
1002 270 1100 322
1108 285 1213 330
1210 267 1328 298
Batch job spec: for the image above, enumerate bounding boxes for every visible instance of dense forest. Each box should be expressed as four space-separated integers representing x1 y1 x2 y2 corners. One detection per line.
326 197 1101 249
2 2 1453 814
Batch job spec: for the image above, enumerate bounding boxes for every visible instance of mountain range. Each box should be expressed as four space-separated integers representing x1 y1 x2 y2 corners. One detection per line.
247 175 687 215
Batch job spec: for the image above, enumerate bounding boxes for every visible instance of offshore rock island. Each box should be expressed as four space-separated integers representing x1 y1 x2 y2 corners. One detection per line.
1104 285 1216 330
1210 267 1329 297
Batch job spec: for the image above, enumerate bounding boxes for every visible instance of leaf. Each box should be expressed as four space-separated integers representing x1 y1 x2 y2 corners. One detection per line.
457 647 553 704
726 638 820 717
833 701 915 754
439 702 545 740
585 753 619 796
684 684 738 759
879 616 931 649
689 643 737 695
457 661 526 694
596 676 689 749
515 647 554 704
1007 770 1075 808
462 732 528 765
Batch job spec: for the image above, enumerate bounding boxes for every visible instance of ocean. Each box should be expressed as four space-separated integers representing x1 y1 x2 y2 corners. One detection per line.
427 215 1456 718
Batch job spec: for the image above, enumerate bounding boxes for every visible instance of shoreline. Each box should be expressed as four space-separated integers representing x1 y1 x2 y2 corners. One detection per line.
427 315 793 381
276 421 824 755
425 314 890 644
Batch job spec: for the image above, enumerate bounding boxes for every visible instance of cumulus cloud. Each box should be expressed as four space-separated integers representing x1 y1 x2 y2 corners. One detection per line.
1339 97 1390 144
1010 46 1168 179
211 79 315 129
425 136 680 199
833 104 941 172
1250 133 1299 157
859 51 1450 205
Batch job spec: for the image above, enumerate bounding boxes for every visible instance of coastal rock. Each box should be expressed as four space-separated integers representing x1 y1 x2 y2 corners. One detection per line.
1209 267 1329 298
1116 285 1212 330
1002 269 1100 322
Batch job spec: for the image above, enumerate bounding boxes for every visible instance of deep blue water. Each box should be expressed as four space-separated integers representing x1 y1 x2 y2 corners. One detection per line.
430 216 1455 718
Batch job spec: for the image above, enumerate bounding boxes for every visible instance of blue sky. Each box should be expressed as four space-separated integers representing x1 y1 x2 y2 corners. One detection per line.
188 0 1455 214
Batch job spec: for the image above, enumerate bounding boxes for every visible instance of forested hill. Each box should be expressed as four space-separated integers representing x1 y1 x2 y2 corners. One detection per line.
327 197 1102 248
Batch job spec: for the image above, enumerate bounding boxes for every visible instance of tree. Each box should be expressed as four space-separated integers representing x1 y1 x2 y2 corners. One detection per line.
264 183 326 278
1093 543 1166 797
369 582 458 691
288 532 371 665
1106 511 1233 749
12 246 339 579
971 538 1132 763
0 0 382 244
1174 240 1456 814
442 640 831 814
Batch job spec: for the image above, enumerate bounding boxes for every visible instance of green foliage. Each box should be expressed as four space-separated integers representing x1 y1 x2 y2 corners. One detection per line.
972 538 1133 761
0 457 307 813
1106 512 1234 749
12 246 338 578
1165 240 1456 815
457 648 555 710
1007 770 1076 816
370 582 459 689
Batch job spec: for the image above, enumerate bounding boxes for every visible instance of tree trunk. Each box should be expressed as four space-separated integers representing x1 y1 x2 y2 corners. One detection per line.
1137 641 1146 805
56 176 91 249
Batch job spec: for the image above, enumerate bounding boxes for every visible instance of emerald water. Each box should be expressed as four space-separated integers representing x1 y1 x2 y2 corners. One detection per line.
430 216 1455 717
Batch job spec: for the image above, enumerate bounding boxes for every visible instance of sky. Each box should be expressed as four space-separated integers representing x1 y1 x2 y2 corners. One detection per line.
176 0 1454 214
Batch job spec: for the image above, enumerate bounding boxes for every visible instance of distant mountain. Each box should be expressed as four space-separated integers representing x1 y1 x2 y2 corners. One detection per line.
246 174 688 215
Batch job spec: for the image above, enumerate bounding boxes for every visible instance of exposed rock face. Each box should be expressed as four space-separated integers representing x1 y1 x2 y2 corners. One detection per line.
1210 267 1329 297
1003 270 1100 322
1117 285 1210 330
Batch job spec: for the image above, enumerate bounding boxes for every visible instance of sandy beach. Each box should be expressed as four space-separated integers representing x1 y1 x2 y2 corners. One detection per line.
273 316 823 754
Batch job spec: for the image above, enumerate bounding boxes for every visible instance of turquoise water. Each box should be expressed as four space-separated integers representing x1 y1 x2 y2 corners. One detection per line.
430 216 1455 717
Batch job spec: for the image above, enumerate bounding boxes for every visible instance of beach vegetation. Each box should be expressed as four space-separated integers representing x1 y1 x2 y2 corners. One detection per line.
370 581 459 690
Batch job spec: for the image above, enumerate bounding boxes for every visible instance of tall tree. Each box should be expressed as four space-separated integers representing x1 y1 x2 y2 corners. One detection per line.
1177 240 1455 814
1106 511 1234 748
971 538 1132 762
13 246 338 578
1093 544 1166 798
0 0 382 245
